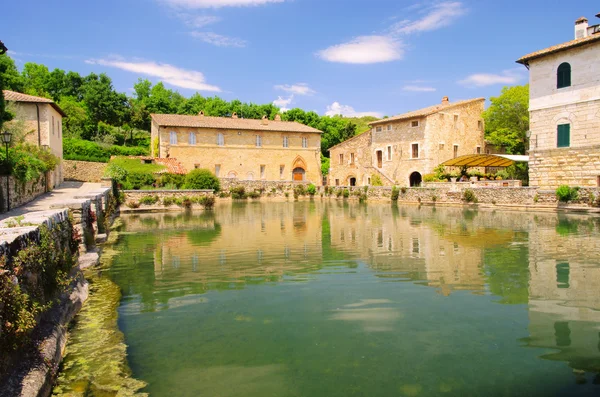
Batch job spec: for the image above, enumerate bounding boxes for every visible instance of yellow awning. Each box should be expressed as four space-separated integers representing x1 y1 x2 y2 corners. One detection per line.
441 154 529 168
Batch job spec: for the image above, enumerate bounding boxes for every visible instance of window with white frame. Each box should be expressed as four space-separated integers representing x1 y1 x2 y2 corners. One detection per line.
302 137 308 148
375 126 382 132
189 132 196 145
260 165 266 179
411 143 419 159
387 125 392 131
411 120 419 128
217 133 224 146
215 164 221 177
339 153 344 165
283 136 289 148
387 146 392 161
169 131 177 144
256 135 262 147
350 153 355 165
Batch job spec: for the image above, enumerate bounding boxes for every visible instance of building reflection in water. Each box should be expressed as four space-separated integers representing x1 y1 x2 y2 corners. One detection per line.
118 202 600 381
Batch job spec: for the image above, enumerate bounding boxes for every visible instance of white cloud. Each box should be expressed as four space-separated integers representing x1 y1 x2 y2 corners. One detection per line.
325 102 383 118
403 85 436 92
162 0 284 8
189 31 247 47
459 68 526 87
274 83 316 96
85 57 221 92
392 2 467 35
273 95 294 112
177 14 221 28
317 36 403 65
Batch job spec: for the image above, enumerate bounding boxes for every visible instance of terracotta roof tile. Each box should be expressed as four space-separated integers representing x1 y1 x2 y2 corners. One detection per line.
2 90 67 117
369 98 485 126
151 113 322 134
516 33 600 65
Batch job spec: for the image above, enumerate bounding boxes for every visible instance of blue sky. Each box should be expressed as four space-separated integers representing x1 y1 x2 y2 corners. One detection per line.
3 0 599 118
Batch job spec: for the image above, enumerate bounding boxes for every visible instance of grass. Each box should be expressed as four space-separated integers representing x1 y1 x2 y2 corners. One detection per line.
109 157 166 174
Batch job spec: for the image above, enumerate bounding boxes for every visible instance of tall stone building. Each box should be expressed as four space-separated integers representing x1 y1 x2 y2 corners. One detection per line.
3 90 66 188
151 112 323 185
329 97 485 187
517 13 600 188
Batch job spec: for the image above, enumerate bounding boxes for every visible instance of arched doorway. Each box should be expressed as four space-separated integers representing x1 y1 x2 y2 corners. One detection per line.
409 172 422 187
349 177 356 187
292 167 305 181
246 172 254 181
227 171 237 179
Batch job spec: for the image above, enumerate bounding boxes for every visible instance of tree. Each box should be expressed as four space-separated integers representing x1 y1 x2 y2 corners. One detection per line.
59 96 89 138
482 84 529 154
22 62 51 97
81 73 129 131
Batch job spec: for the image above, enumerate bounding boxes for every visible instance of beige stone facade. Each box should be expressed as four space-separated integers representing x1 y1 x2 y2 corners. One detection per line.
329 97 485 187
517 19 600 188
151 113 323 185
3 90 65 188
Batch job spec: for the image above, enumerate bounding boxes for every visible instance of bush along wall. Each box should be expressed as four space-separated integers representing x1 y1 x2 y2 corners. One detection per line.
0 210 80 373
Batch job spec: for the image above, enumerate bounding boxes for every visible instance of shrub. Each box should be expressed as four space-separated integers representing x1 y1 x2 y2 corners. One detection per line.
431 195 438 202
495 170 510 180
400 186 407 194
533 194 539 203
127 172 156 190
230 186 247 199
139 195 159 205
294 184 307 197
335 189 343 198
423 174 437 183
184 169 220 191
371 174 383 186
556 185 579 203
158 173 186 189
342 189 350 198
307 184 317 196
247 190 261 199
199 196 216 209
391 186 399 201
162 197 176 206
463 189 477 203
126 200 140 208
104 163 128 184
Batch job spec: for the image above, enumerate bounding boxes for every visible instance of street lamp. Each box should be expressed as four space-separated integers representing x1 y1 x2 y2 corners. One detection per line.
1 131 12 211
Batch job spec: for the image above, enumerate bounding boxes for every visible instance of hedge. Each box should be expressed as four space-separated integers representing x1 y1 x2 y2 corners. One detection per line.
63 138 149 163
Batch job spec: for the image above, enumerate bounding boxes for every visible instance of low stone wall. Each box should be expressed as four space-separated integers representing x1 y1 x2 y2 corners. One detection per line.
220 179 312 198
0 176 46 213
63 160 108 183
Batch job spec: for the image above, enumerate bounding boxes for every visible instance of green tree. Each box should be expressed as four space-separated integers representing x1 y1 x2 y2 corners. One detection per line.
59 96 89 138
482 84 529 154
22 62 51 97
81 73 129 132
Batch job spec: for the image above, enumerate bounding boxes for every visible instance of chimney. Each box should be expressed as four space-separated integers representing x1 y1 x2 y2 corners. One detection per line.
198 110 205 117
261 115 268 125
575 17 589 39
231 112 238 119
442 96 449 105
274 114 282 121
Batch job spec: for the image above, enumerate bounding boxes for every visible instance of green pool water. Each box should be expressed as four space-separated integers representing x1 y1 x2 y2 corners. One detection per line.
60 202 600 396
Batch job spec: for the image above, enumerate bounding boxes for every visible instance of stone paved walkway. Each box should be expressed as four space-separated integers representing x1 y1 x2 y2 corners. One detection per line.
0 181 103 221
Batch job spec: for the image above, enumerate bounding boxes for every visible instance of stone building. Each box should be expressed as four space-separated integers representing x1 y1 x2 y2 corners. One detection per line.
329 97 485 187
517 14 600 188
151 112 323 185
3 90 66 187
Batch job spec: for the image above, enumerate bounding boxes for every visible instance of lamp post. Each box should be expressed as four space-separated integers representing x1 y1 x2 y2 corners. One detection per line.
1 131 13 211
525 130 532 154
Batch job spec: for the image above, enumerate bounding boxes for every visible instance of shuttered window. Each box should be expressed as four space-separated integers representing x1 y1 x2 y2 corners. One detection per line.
557 124 570 148
557 63 571 89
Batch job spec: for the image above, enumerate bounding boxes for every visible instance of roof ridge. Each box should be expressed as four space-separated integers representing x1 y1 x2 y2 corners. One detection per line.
370 97 485 125
517 34 600 65
328 130 371 151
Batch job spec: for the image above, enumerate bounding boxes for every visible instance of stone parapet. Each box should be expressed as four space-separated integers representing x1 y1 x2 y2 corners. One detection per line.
63 160 108 183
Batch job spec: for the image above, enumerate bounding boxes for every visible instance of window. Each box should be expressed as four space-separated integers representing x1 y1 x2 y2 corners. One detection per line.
375 126 382 132
335 179 340 186
476 146 481 154
283 136 289 148
411 143 419 159
339 153 344 165
453 115 459 128
478 120 483 130
411 120 419 128
387 125 392 131
350 153 355 165
260 165 266 179
215 164 221 177
302 137 308 148
256 135 262 147
189 132 196 145
453 144 459 158
387 146 392 161
557 63 571 89
52 116 55 135
280 165 285 179
217 132 224 146
169 131 177 144
557 123 570 148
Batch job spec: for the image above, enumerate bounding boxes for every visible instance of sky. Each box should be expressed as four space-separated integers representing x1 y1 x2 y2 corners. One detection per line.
2 0 599 118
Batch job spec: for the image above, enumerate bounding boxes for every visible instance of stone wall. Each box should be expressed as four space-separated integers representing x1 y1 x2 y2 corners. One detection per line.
124 189 213 203
529 145 600 188
63 160 108 183
0 176 46 213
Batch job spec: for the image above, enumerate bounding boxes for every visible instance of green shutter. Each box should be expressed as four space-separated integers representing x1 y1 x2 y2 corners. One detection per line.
557 124 570 148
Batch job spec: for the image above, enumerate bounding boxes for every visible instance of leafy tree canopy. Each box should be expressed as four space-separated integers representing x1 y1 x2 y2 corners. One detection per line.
482 84 529 154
